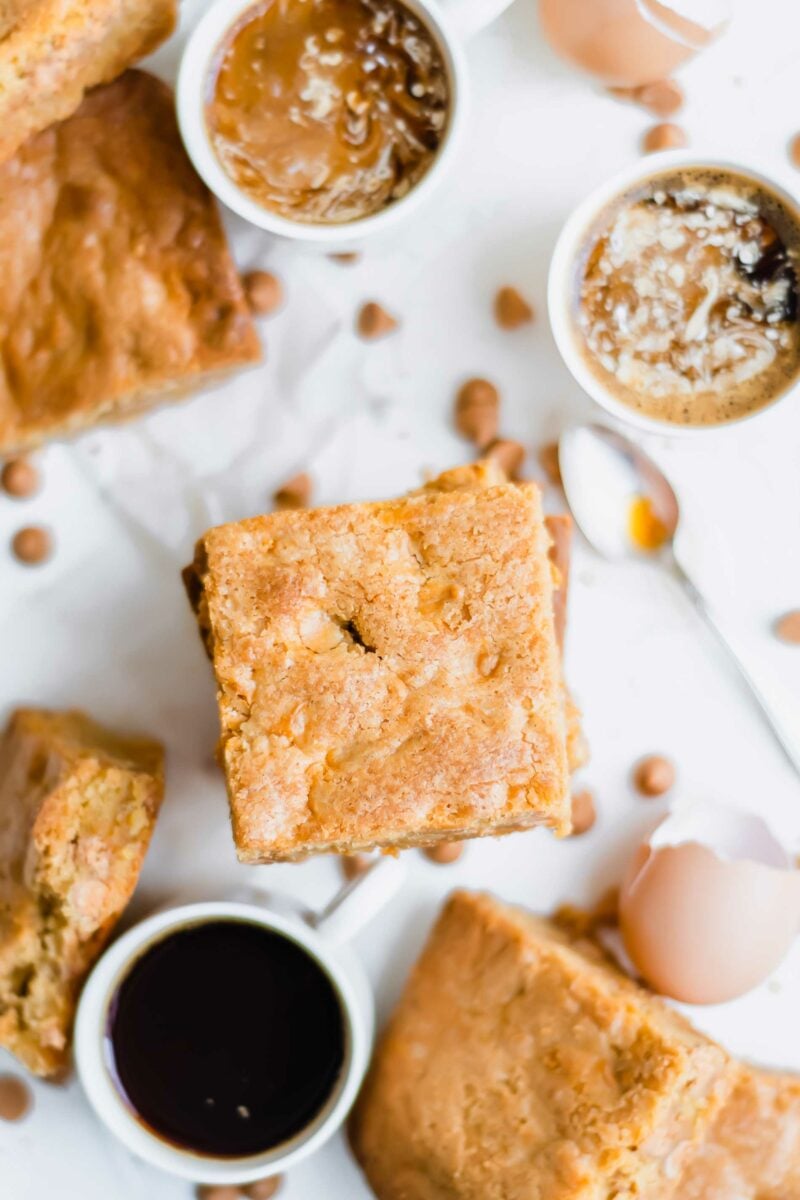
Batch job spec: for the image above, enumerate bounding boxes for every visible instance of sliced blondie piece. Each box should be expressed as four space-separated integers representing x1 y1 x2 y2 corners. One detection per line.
185 478 570 861
0 708 164 1076
351 890 736 1200
0 70 261 454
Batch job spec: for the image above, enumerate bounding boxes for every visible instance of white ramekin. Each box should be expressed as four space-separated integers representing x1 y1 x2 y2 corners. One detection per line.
176 0 473 250
547 150 800 436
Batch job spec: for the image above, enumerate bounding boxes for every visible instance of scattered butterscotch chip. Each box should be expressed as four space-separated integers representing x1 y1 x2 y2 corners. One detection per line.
637 79 684 117
483 438 525 479
611 80 684 117
642 122 688 153
330 252 361 265
195 1185 240 1200
11 525 52 565
537 441 562 487
357 301 398 340
424 841 464 865
454 378 499 448
775 610 800 644
341 853 372 881
0 1074 32 1122
494 286 534 330
633 755 675 797
273 472 312 510
789 135 800 170
243 1176 285 1199
569 789 596 836
243 270 284 316
1 458 39 499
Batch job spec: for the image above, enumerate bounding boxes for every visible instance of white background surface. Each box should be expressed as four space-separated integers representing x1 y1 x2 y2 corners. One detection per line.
3 1 800 1196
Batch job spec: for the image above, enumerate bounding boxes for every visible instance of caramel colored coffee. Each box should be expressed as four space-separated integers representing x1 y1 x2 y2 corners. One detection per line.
207 0 449 225
577 169 800 426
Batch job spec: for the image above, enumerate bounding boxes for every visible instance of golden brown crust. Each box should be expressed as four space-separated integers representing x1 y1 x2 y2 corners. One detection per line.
351 890 737 1200
0 707 164 1076
0 70 261 454
188 481 570 861
0 0 177 164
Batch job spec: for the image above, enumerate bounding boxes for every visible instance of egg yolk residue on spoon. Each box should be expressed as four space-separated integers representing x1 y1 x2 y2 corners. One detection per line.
628 494 669 552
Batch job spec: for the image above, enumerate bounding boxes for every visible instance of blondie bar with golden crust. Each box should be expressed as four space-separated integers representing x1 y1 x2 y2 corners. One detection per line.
0 70 261 455
0 708 164 1076
0 1 176 164
185 480 570 862
351 891 736 1200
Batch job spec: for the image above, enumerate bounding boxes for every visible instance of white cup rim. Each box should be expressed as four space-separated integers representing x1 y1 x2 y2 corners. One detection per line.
547 150 800 437
74 898 371 1184
175 0 468 245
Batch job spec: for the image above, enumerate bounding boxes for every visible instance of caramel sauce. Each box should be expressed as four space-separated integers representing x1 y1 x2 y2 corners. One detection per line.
207 0 449 225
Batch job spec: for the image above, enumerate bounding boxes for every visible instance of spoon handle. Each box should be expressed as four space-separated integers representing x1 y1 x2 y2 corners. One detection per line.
667 554 800 782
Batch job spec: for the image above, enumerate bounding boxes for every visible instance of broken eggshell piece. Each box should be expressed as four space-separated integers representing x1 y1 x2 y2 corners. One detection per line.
619 802 800 1004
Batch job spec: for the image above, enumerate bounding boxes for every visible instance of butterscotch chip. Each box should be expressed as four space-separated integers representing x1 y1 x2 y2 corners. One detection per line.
330 252 361 265
454 379 499 448
341 853 372 881
0 1074 32 1121
195 1187 240 1200
424 841 464 865
611 80 684 116
357 302 398 340
642 122 688 153
569 788 596 835
243 270 284 316
483 438 525 479
636 79 684 117
633 754 675 797
494 286 534 330
537 441 562 487
1 458 39 498
775 609 800 643
11 525 51 565
273 472 312 510
243 1176 285 1199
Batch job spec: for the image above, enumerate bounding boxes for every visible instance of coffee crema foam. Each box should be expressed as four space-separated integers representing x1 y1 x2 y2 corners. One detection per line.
207 0 449 225
576 168 800 425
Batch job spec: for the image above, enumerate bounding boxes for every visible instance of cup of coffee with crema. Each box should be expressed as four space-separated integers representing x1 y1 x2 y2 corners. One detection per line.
548 152 800 433
74 859 404 1186
176 0 510 247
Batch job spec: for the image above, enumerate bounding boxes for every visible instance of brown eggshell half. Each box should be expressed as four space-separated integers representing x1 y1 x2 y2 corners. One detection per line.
620 841 800 1004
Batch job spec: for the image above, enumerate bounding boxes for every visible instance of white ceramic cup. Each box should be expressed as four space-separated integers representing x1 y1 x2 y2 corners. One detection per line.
176 0 512 249
74 857 405 1185
548 151 800 436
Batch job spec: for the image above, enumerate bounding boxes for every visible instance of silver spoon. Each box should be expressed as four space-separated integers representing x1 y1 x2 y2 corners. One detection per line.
558 423 800 780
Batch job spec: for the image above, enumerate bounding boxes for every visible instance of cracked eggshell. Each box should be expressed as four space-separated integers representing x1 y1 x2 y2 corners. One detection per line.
619 802 800 1005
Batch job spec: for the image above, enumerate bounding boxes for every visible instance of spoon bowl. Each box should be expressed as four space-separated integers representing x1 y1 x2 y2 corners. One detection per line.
558 424 679 562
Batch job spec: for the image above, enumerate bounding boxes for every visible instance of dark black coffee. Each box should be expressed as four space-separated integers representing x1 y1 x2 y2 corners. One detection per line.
108 920 346 1157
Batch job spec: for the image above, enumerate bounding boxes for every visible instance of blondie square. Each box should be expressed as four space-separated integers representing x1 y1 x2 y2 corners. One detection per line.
0 70 260 454
0 1 176 164
351 891 735 1200
0 708 164 1076
185 480 570 862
